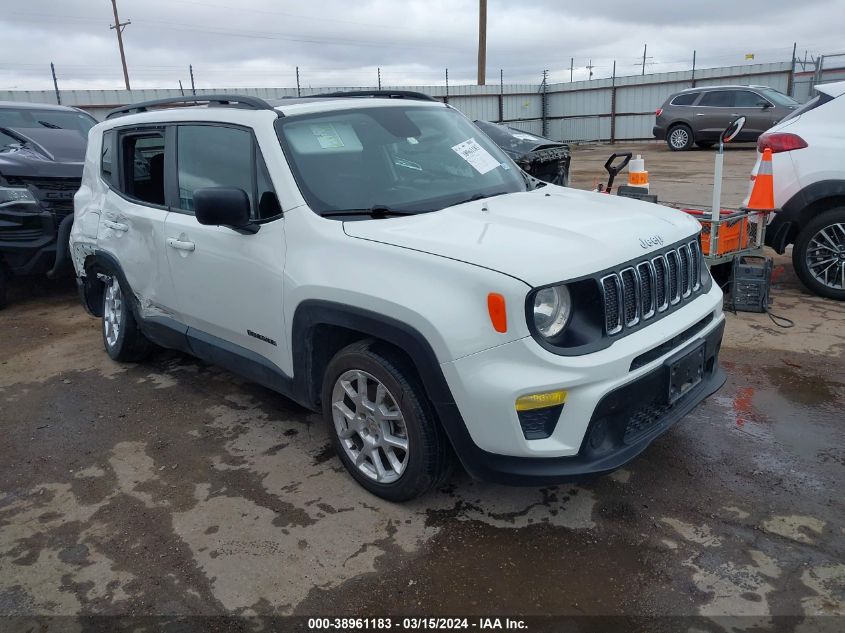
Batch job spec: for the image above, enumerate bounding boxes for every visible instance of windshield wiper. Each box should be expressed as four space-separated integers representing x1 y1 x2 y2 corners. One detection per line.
321 205 416 218
451 191 510 207
37 120 63 129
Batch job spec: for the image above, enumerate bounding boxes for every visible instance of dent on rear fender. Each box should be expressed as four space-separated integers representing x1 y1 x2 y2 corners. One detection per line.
70 211 100 277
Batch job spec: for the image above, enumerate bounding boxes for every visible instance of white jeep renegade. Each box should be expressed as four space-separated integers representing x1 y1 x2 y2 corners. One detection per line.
71 92 726 501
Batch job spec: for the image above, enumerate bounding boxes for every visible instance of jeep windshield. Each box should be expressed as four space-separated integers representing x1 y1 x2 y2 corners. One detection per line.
275 105 526 216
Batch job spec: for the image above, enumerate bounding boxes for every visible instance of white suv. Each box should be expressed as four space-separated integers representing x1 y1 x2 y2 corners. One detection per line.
71 92 726 500
754 80 845 300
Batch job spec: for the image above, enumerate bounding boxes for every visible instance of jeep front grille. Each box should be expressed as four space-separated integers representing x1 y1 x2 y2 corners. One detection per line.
600 240 704 336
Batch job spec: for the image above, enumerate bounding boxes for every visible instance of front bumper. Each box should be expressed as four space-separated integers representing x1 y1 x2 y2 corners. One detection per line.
438 286 726 484
0 208 71 276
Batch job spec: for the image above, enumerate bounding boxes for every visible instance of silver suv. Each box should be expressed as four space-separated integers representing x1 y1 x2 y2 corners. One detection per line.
653 85 798 151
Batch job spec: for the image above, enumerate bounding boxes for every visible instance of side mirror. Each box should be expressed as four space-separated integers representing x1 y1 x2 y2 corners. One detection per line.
193 187 259 234
760 101 772 109
721 116 746 144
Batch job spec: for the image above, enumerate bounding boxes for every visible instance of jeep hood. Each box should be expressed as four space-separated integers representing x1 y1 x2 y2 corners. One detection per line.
342 187 701 287
0 127 86 179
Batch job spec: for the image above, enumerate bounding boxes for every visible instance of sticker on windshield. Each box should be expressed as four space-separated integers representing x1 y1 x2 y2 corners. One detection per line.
310 124 345 149
451 138 500 175
511 132 539 141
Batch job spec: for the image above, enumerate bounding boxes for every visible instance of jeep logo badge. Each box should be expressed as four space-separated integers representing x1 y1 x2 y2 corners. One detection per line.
639 235 664 249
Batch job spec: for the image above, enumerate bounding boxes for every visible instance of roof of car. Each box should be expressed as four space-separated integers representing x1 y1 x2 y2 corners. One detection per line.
272 96 445 117
677 85 771 93
816 80 845 98
0 100 83 111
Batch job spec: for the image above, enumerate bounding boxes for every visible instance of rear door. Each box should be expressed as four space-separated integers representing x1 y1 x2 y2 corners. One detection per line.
162 123 288 371
97 126 178 318
694 90 735 140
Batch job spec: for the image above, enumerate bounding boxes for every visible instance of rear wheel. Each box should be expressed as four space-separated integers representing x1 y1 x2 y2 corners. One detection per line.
102 275 153 361
667 124 693 151
792 207 845 300
322 340 452 501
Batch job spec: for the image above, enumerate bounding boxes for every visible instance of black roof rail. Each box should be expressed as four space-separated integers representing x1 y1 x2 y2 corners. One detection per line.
313 90 438 102
106 94 277 119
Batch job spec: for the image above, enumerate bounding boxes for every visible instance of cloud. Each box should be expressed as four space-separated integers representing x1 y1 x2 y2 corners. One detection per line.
0 0 841 91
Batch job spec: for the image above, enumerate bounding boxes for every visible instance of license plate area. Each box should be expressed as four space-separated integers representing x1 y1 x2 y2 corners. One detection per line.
665 342 706 404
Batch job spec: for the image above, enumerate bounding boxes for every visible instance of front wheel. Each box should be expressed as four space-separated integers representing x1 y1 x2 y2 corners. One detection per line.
321 340 452 501
667 124 693 151
102 274 153 361
792 207 845 300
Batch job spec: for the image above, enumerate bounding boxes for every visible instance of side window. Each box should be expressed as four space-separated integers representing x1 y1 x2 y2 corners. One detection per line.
118 131 166 206
735 91 770 108
177 125 253 214
670 92 699 106
699 91 733 107
101 130 114 185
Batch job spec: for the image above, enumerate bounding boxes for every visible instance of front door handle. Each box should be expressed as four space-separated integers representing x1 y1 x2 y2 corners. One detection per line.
103 220 128 232
166 238 196 252
695 113 706 116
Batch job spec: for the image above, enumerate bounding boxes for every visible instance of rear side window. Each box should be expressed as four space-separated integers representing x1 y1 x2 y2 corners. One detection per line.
699 91 733 107
117 131 166 206
176 124 279 219
670 92 699 106
101 131 114 185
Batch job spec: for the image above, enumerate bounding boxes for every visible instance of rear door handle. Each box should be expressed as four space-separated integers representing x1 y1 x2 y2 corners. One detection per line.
166 238 196 252
103 220 128 232
695 113 706 116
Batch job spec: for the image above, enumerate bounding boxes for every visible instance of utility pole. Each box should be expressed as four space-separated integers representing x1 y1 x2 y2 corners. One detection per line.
691 50 696 87
296 66 301 97
477 0 487 85
788 41 797 96
586 59 594 80
570 58 574 82
377 67 381 90
641 44 647 75
109 0 131 90
50 62 61 104
179 80 185 96
541 69 548 137
189 64 196 95
445 68 449 103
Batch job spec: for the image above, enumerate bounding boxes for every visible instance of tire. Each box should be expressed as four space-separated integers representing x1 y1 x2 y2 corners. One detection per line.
792 207 845 301
695 141 715 149
667 124 693 151
101 274 153 361
321 340 453 501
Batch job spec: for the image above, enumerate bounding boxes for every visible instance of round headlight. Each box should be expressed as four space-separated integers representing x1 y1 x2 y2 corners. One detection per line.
533 285 572 338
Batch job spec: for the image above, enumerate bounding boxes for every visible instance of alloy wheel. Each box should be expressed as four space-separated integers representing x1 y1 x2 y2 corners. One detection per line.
331 369 409 484
806 222 845 290
103 276 123 348
669 127 689 149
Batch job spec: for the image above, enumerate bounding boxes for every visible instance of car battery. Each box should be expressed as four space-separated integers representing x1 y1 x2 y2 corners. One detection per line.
730 255 773 313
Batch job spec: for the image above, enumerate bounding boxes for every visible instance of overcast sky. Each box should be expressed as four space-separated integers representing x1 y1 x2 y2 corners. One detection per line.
1 0 842 92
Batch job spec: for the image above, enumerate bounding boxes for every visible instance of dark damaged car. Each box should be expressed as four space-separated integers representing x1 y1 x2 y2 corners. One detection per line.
474 120 571 186
0 102 95 307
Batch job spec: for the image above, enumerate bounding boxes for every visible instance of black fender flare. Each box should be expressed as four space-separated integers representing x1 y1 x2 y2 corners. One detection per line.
769 180 845 252
290 300 481 469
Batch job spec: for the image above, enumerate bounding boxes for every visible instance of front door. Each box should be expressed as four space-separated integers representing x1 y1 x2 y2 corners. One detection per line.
163 123 288 373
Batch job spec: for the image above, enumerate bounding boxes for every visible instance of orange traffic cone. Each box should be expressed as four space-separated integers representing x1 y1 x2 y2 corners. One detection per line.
745 148 775 210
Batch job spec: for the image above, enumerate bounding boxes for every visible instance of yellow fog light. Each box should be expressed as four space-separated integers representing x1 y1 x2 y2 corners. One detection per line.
515 389 568 412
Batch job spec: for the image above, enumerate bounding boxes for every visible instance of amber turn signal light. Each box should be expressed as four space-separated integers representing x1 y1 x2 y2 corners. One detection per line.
487 293 507 333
